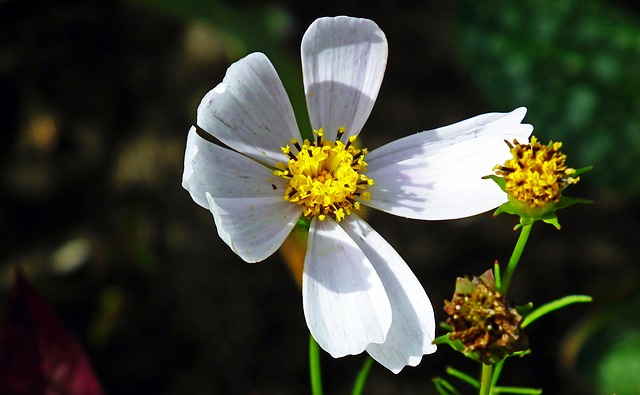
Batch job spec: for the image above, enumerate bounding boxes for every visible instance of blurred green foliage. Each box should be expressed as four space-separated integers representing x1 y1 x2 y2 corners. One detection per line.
597 328 640 394
568 300 640 395
456 0 640 195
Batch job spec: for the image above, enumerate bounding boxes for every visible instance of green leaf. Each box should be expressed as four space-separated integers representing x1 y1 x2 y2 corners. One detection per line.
445 366 480 389
522 295 592 328
432 377 462 395
494 386 543 394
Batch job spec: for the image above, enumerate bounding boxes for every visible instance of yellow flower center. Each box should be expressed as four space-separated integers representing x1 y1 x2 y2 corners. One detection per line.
494 136 579 208
274 127 373 222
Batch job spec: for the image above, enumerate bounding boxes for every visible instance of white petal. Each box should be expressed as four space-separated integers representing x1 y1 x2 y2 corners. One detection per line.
197 52 301 167
303 217 392 357
207 194 301 263
365 108 533 220
301 16 387 141
182 126 289 209
340 215 436 373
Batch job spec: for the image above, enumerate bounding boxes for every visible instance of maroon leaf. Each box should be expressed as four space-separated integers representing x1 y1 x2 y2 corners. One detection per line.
0 267 103 395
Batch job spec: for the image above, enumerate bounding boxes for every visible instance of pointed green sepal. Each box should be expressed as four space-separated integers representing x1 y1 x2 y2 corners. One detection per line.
571 165 593 178
433 332 467 353
482 174 507 192
497 193 592 230
555 195 593 211
493 201 517 217
541 216 561 230
432 332 523 365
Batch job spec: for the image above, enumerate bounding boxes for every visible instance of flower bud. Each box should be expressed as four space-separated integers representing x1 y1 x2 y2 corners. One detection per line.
444 270 528 364
484 136 592 229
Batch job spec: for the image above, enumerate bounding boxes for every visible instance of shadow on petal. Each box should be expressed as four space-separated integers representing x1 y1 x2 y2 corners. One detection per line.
303 217 378 294
304 80 377 142
342 216 436 372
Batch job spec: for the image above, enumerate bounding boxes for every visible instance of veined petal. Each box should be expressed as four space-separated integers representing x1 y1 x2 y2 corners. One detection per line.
197 52 301 167
301 16 387 141
340 215 436 373
303 217 392 357
365 108 533 220
207 194 301 263
182 127 288 209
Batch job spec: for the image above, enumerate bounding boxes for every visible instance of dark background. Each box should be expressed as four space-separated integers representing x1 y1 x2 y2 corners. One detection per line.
2 0 640 393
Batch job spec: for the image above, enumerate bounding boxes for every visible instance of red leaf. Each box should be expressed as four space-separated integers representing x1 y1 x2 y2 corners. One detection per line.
0 267 104 395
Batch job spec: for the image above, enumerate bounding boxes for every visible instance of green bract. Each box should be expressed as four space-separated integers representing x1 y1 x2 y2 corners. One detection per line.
485 160 593 230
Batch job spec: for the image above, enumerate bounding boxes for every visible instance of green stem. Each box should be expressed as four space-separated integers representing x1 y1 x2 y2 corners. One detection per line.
480 225 532 395
500 224 532 295
351 356 373 395
309 336 323 395
490 359 505 389
479 364 494 395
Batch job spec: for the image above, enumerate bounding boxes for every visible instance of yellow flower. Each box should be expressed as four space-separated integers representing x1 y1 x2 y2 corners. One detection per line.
485 136 591 228
275 130 373 222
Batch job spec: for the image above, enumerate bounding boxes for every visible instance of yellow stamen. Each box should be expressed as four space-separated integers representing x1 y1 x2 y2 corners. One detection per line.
494 136 579 208
275 128 373 222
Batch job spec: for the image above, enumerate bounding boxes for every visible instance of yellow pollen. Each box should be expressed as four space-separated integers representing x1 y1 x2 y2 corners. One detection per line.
494 136 579 208
275 128 373 222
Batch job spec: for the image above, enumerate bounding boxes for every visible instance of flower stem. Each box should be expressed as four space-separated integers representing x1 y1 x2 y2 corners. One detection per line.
309 335 323 395
490 359 505 389
351 356 373 395
500 223 532 295
479 363 494 395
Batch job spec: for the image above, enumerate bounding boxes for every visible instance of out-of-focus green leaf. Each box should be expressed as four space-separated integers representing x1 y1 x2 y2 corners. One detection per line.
564 302 640 395
455 0 640 194
596 329 640 395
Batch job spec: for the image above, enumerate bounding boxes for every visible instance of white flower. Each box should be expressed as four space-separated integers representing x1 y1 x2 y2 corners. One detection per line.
182 16 533 373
